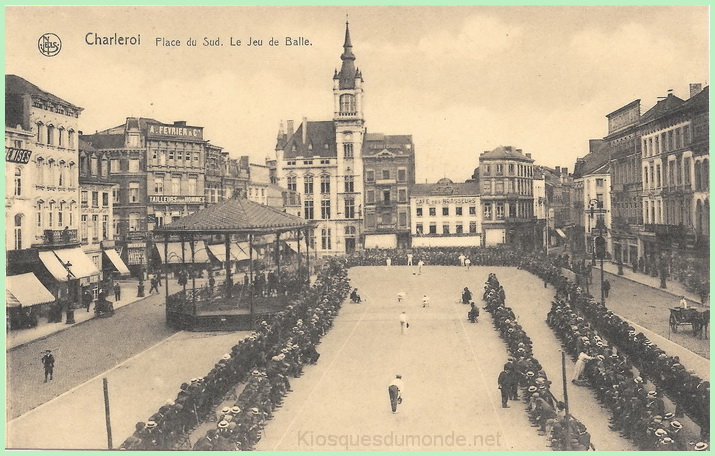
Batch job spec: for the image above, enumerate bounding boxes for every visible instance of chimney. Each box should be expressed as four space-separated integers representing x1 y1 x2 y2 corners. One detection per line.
562 167 567 175
287 120 294 136
526 153 532 159
302 117 307 145
174 121 187 127
555 166 561 175
667 89 674 97
690 83 703 98
516 148 523 155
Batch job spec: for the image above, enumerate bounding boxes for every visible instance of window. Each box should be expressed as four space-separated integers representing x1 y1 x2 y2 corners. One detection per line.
366 190 375 204
469 206 476 215
154 176 164 194
442 207 449 216
111 159 120 173
101 159 108 177
188 176 197 194
455 206 463 216
483 203 492 219
58 128 64 147
383 190 391 202
483 165 490 176
596 178 604 188
92 191 99 208
340 94 356 113
81 191 89 208
456 224 463 234
399 211 407 227
398 169 407 183
321 228 332 250
287 176 297 192
37 204 42 228
113 188 120 203
92 215 99 240
366 170 375 182
168 150 175 161
344 175 354 192
382 169 390 180
304 200 314 220
102 215 108 240
496 202 505 220
102 192 109 207
172 176 180 194
14 167 22 196
469 221 477 233
416 223 423 235
320 174 331 194
176 150 183 162
508 164 515 175
429 223 437 234
656 165 661 187
46 125 54 146
398 189 407 203
495 181 504 194
129 213 140 232
366 212 376 228
321 200 331 219
129 183 140 203
345 198 355 218
14 214 23 250
416 207 423 217
343 143 354 159
483 182 491 194
496 164 504 176
36 123 44 143
304 175 314 194
443 224 450 234
429 207 436 217
80 214 87 240
129 159 140 173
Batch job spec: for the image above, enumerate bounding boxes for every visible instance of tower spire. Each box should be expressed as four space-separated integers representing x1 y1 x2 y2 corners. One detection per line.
338 19 357 89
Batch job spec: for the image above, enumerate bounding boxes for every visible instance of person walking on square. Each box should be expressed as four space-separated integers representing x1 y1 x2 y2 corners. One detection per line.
498 364 511 408
602 279 610 298
82 289 93 312
114 282 121 301
417 259 424 275
388 375 404 413
42 350 55 382
399 312 409 334
149 276 159 294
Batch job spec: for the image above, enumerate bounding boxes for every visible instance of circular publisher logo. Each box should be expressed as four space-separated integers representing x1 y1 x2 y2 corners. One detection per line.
38 33 62 57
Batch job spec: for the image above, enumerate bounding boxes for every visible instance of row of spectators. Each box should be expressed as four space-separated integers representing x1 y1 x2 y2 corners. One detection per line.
521 254 710 450
120 259 351 450
482 273 594 451
340 247 522 267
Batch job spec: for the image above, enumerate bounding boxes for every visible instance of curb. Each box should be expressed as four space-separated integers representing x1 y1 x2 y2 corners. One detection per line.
602 269 707 308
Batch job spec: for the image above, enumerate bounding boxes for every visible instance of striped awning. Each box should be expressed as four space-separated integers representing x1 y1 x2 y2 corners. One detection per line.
6 273 55 308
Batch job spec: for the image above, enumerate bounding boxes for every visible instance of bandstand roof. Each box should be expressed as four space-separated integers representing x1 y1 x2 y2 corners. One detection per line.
154 197 311 234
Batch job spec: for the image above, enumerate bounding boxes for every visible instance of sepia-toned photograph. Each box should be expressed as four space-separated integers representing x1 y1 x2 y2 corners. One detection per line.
4 5 710 451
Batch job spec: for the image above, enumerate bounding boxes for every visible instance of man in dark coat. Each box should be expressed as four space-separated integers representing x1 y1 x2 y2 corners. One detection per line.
41 350 55 382
498 364 511 408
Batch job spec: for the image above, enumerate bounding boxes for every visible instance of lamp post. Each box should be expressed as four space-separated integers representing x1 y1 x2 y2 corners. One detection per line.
586 199 607 304
64 261 76 324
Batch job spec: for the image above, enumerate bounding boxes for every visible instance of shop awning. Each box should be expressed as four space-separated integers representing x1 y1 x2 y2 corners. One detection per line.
38 248 100 281
6 273 55 308
156 242 211 264
207 243 247 262
555 228 567 239
103 249 130 275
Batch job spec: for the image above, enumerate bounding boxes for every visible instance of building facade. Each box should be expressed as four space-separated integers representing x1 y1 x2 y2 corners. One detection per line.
409 178 481 247
478 146 536 248
573 140 612 257
274 22 411 255
81 118 208 275
605 99 643 266
362 133 415 249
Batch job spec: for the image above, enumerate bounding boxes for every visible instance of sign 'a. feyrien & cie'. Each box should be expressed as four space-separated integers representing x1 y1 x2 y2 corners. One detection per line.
147 123 204 140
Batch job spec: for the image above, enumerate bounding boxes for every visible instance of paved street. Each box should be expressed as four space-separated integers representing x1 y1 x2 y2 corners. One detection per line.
257 266 635 451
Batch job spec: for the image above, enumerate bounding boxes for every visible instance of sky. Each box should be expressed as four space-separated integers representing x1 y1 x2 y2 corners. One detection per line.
5 5 710 183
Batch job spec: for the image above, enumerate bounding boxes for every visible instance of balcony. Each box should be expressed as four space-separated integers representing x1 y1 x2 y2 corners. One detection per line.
375 178 397 185
376 223 397 232
376 200 397 208
643 224 684 238
35 229 80 247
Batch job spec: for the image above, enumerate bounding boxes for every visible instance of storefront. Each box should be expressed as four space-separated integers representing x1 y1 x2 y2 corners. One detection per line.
6 273 56 329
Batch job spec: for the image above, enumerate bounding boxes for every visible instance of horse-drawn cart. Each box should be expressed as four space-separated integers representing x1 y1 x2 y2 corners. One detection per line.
669 307 709 338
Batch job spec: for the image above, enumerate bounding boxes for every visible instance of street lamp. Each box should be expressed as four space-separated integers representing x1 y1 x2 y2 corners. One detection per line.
64 261 76 324
586 199 607 304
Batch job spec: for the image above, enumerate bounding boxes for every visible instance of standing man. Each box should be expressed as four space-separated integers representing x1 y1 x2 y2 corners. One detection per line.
602 279 611 298
498 364 511 408
149 276 159 294
407 253 413 266
113 282 121 301
422 295 430 308
399 312 409 334
465 257 471 270
388 375 404 413
417 259 424 275
82 289 93 312
386 257 392 267
458 253 466 267
41 350 55 382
